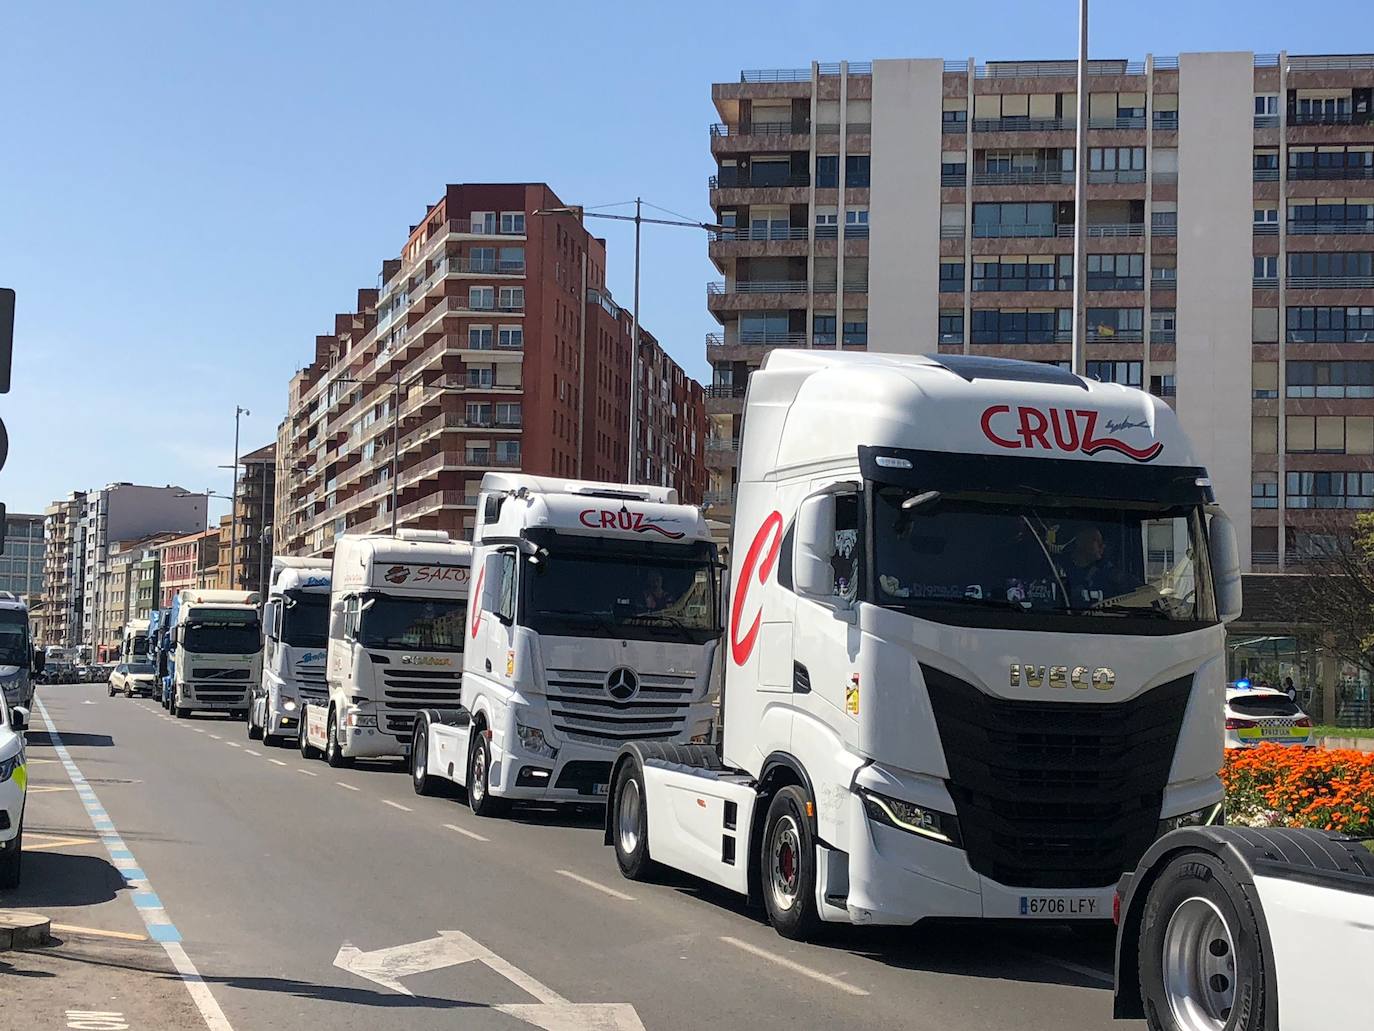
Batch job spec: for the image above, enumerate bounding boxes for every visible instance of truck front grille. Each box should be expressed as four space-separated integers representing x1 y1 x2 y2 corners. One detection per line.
192 667 251 681
545 668 696 746
921 664 1191 890
380 669 462 737
293 662 327 702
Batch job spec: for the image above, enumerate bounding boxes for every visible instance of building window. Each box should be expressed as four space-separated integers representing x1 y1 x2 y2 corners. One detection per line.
1088 146 1146 182
468 326 493 350
1287 251 1373 282
495 440 521 465
1254 95 1278 116
1252 476 1279 509
466 401 492 424
940 262 965 292
812 315 836 346
842 318 868 346
1287 471 1374 509
499 211 526 235
938 310 964 344
1086 253 1144 290
1287 361 1374 399
845 208 869 237
1086 308 1144 341
467 367 495 388
498 326 523 349
1286 306 1374 343
469 286 494 310
815 155 839 188
498 286 524 311
1254 255 1278 282
972 308 1068 345
972 202 1057 239
1151 309 1176 342
495 403 522 426
1253 150 1279 171
845 154 871 188
1085 361 1142 387
1254 207 1278 225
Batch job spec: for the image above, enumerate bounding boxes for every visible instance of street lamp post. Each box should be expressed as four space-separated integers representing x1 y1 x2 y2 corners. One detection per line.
231 406 249 590
1070 0 1090 375
533 201 725 484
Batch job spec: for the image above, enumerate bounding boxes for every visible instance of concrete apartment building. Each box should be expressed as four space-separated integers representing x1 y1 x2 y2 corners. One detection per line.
0 512 45 603
278 182 707 557
96 534 175 658
706 53 1374 573
158 527 221 607
42 492 86 649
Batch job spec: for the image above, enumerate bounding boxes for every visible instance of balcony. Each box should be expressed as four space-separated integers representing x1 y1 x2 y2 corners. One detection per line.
1288 221 1374 235
705 384 747 399
1253 276 1279 288
1253 168 1280 182
1152 222 1178 238
703 490 735 506
971 169 1074 187
1291 111 1369 127
1153 112 1179 131
706 438 741 452
1288 166 1374 181
1254 222 1280 236
1288 276 1374 289
706 331 807 348
972 117 1071 133
1086 329 1144 343
440 256 526 276
1088 116 1146 130
710 121 806 137
1087 170 1146 185
738 68 810 83
710 171 811 190
1254 115 1280 129
974 59 1146 78
710 226 809 242
708 280 808 295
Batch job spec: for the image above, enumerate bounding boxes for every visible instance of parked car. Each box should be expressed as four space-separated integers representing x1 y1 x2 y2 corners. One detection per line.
1224 684 1314 749
109 662 157 699
0 692 29 887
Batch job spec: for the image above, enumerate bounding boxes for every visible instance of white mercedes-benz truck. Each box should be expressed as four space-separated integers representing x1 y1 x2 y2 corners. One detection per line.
410 473 721 817
301 530 471 767
248 557 331 744
604 351 1243 941
170 589 263 719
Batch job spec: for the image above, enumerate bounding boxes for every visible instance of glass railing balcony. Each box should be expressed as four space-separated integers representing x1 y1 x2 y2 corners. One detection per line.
1087 169 1147 184
709 171 811 190
972 117 1072 132
710 226 809 241
1288 166 1374 181
1088 115 1146 130
1288 276 1374 289
1288 221 1374 235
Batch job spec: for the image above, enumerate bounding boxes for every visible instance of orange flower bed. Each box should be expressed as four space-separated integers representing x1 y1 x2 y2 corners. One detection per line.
1223 743 1374 836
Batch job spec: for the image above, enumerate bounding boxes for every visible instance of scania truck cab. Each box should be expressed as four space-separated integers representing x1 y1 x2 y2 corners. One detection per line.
411 474 720 817
170 589 263 719
605 351 1243 941
248 558 330 744
302 530 471 767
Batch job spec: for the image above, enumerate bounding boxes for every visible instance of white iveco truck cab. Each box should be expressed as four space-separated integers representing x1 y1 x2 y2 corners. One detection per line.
605 351 1244 941
302 531 471 767
410 473 720 817
249 558 331 744
170 589 263 719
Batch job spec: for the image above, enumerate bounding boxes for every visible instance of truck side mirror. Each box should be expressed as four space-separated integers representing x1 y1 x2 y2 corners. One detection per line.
1208 512 1243 623
31 647 45 675
795 493 837 599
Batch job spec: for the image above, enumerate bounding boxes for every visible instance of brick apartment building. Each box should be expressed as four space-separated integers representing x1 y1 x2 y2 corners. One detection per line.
158 527 221 607
706 52 1374 572
277 183 706 556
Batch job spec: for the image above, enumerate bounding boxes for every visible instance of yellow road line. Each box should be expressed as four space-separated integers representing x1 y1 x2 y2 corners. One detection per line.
23 832 99 851
50 923 149 942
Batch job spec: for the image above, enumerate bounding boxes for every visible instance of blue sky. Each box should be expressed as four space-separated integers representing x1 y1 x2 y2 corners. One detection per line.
0 1 1365 513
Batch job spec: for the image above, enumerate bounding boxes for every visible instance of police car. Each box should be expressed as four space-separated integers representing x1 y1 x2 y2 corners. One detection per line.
1224 680 1314 749
0 692 29 888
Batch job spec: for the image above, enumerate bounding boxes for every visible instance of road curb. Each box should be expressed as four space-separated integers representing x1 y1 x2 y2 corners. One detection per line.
0 909 52 950
1316 736 1374 752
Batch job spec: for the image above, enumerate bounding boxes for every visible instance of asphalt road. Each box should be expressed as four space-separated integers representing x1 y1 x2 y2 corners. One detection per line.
3 682 1143 1031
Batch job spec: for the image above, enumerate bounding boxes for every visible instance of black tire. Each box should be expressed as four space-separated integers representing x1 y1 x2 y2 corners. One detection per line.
125 684 134 699
412 721 438 796
467 735 509 817
1137 851 1269 1031
612 762 655 880
298 717 315 759
108 683 116 697
0 826 21 889
325 711 353 769
761 786 823 941
174 691 189 718
247 704 263 741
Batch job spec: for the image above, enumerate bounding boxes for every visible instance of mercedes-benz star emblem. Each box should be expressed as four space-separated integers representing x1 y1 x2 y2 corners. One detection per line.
606 667 639 701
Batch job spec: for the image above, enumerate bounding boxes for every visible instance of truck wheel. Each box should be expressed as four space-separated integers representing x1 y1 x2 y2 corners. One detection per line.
174 694 189 719
326 712 353 769
412 725 437 796
761 786 823 941
0 827 21 889
298 718 316 759
247 705 263 741
612 764 655 880
467 736 509 817
1138 852 1268 1031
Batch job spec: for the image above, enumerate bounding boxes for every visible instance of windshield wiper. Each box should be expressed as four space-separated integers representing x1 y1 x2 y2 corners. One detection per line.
624 612 697 640
1079 603 1176 619
888 595 1033 612
534 608 620 635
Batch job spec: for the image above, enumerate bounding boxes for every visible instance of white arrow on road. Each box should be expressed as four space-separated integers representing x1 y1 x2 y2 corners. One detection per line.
334 929 645 1030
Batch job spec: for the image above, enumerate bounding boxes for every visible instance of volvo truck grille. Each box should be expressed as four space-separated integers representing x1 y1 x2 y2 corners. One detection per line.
921 664 1191 890
380 668 463 737
544 668 696 745
192 667 251 681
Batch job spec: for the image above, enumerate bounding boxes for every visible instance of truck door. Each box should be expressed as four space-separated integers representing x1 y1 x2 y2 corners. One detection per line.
475 549 517 687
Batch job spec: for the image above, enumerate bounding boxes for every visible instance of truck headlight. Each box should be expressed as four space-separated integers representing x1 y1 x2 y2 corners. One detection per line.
515 722 556 758
280 697 298 712
0 752 22 784
1158 803 1223 837
860 788 962 846
345 712 378 728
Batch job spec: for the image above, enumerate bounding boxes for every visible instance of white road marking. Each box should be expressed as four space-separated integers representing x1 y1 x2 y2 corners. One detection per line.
193 729 206 734
66 1011 128 1030
336 782 359 791
224 742 240 748
1013 948 1114 986
268 759 288 766
296 769 318 777
719 936 870 996
243 749 260 756
382 800 412 812
555 869 636 901
208 734 222 741
443 822 490 842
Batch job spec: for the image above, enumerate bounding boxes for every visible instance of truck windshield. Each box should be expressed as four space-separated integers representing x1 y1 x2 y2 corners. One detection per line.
358 597 465 652
524 551 719 644
872 487 1213 628
0 613 29 667
281 592 328 648
183 609 262 654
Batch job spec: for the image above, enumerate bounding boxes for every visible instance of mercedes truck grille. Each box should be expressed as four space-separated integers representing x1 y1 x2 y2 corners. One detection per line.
921 664 1191 890
544 668 696 745
380 669 463 737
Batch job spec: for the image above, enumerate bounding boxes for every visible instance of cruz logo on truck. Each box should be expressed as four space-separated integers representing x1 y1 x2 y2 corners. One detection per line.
729 511 783 666
578 508 686 539
980 405 1164 463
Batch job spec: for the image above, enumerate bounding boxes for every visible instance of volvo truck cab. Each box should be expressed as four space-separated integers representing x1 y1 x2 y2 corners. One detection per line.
605 351 1243 941
170 589 263 719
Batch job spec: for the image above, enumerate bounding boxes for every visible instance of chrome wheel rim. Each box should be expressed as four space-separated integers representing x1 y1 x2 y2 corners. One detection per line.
768 814 802 913
1163 896 1237 1031
618 777 641 855
472 746 486 803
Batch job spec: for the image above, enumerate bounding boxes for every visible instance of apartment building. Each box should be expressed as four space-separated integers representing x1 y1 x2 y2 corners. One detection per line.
97 534 175 658
634 329 708 496
42 492 86 648
225 442 276 594
278 182 706 557
158 527 221 606
0 512 45 602
707 53 1374 572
